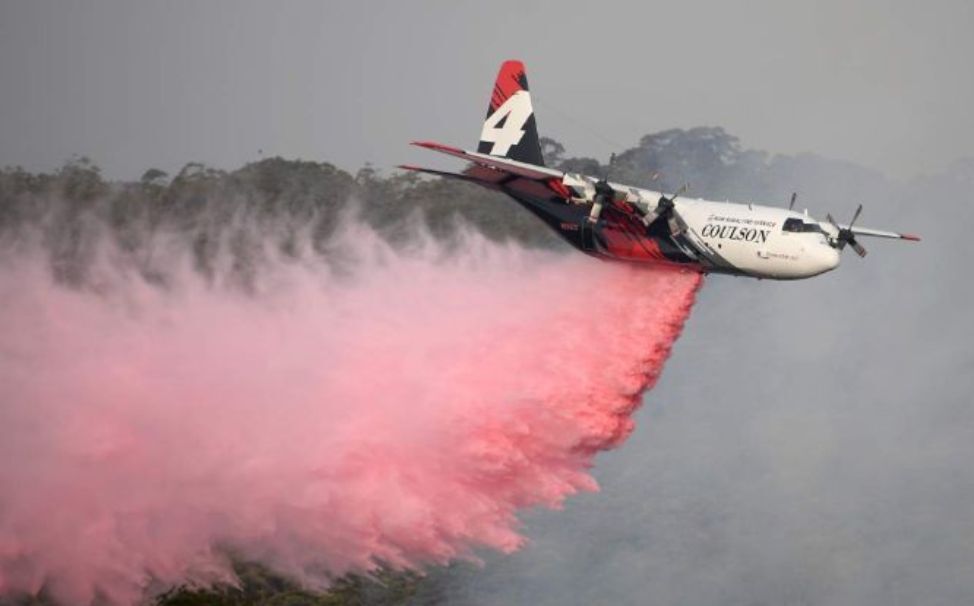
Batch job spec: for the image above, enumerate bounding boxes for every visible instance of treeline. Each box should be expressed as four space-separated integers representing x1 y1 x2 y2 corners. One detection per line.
152 562 444 606
0 152 558 289
0 126 900 289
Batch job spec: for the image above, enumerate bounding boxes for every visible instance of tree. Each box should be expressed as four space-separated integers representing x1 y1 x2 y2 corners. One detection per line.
539 137 565 167
141 168 169 187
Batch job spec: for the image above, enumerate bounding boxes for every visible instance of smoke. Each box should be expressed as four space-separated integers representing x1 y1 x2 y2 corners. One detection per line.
0 225 701 605
443 162 974 606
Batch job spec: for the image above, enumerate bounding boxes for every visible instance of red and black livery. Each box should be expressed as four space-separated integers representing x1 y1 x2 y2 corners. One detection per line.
402 60 697 268
475 61 545 167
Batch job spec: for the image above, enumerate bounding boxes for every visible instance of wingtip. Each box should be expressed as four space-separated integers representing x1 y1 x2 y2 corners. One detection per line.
901 234 922 242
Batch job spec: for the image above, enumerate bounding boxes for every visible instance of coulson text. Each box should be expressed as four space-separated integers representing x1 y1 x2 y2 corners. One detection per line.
700 223 769 243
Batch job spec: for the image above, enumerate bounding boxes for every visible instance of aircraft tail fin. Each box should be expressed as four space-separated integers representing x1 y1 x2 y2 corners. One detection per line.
476 60 545 167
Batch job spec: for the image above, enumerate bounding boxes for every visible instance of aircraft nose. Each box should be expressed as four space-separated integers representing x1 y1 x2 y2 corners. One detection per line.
821 245 841 271
804 245 840 277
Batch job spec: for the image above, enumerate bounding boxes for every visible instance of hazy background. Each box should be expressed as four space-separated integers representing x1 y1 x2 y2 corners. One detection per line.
1 0 973 180
438 162 974 605
1 2 973 605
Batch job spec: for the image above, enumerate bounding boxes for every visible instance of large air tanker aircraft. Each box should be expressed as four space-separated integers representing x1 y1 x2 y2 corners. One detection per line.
403 60 919 280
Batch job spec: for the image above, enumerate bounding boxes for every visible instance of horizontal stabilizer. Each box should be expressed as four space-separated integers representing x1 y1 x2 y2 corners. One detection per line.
397 164 482 183
411 141 562 181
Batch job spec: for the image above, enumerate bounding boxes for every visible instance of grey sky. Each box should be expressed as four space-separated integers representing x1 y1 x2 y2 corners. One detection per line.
1 0 972 180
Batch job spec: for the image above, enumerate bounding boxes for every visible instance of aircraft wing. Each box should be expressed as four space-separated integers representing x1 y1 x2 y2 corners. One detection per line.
404 140 673 235
843 225 921 241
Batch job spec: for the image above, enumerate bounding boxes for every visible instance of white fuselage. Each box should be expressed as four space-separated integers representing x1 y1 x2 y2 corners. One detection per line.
561 173 842 279
674 198 841 279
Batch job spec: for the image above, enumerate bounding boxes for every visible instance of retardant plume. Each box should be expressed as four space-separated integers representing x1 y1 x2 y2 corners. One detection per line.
0 228 701 605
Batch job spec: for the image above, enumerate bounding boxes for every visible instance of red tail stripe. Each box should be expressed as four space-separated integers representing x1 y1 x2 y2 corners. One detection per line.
489 60 527 111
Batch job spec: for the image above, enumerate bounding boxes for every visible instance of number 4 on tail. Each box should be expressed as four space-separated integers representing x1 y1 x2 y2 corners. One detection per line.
480 91 532 157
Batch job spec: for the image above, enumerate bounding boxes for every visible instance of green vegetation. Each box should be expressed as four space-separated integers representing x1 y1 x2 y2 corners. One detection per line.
155 562 440 606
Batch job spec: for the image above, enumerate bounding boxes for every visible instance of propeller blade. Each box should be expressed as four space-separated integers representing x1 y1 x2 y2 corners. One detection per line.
598 155 615 183
825 207 869 257
646 189 678 227
667 214 684 237
588 200 603 224
657 196 674 216
789 192 797 210
641 207 660 226
824 214 844 249
588 178 616 224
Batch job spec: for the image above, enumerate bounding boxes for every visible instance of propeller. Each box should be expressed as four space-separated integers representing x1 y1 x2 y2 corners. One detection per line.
641 182 688 237
826 204 867 257
586 153 617 224
789 192 797 211
583 158 686 239
657 183 686 213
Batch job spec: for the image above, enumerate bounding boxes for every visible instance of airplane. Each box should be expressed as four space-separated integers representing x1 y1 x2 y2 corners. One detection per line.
401 60 919 280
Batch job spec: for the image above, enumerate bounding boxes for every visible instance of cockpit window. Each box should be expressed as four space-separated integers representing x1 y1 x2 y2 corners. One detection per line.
783 218 826 235
783 218 804 232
